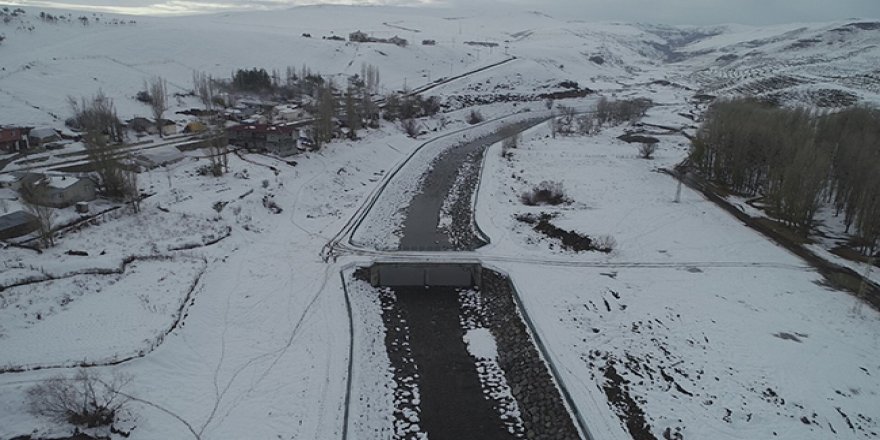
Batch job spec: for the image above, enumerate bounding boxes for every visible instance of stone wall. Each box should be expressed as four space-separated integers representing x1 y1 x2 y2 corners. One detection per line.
481 269 582 440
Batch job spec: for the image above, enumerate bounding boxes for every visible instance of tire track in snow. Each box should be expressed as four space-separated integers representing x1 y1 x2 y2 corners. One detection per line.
196 262 336 436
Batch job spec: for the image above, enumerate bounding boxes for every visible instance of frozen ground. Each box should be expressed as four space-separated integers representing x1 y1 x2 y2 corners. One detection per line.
1 4 879 440
0 123 425 439
474 119 880 440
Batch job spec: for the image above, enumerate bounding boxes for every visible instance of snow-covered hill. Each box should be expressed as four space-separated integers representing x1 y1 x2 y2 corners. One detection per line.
683 21 880 107
2 6 880 440
2 6 877 129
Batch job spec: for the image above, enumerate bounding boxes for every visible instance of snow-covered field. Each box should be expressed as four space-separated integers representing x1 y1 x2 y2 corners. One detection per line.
1 4 879 440
475 121 880 440
0 123 426 439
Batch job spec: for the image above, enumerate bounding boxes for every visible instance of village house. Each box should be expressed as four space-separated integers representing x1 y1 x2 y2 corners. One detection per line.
275 106 313 124
346 30 407 47
0 127 29 153
19 173 97 208
227 124 299 157
0 210 40 240
127 117 156 135
388 36 408 47
27 127 59 147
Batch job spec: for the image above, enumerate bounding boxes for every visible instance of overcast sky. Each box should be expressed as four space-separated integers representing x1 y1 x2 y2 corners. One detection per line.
5 0 880 25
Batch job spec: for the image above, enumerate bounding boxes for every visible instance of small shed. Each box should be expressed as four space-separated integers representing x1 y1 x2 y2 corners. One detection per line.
159 119 178 137
43 176 97 208
132 147 185 170
0 127 29 153
0 210 40 240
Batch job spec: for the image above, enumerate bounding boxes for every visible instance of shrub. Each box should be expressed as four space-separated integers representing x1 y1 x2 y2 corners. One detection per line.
197 163 223 177
638 142 657 159
135 90 151 104
401 118 420 138
466 109 484 124
521 180 569 206
27 369 132 429
593 235 617 252
499 124 521 158
595 97 652 125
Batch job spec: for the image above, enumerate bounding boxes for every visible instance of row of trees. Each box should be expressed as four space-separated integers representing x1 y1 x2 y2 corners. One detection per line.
552 98 652 137
26 91 141 248
68 91 138 202
200 63 441 146
226 63 381 100
690 98 880 252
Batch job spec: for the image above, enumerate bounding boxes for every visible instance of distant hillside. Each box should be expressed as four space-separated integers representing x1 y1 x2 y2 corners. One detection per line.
683 21 880 107
1 5 878 128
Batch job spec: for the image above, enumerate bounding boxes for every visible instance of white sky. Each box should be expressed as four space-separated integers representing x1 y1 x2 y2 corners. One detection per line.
3 0 879 24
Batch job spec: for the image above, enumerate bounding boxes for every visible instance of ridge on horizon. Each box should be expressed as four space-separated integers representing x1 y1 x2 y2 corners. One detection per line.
4 0 879 25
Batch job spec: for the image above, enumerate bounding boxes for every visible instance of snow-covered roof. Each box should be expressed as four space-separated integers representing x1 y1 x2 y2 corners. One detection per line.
0 210 37 230
135 147 185 165
0 173 19 186
46 176 82 190
227 123 297 134
28 127 57 139
0 188 17 200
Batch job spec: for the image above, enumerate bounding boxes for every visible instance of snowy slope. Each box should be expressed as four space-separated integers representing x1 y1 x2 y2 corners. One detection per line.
3 6 878 130
1 6 879 440
476 121 880 440
683 21 880 106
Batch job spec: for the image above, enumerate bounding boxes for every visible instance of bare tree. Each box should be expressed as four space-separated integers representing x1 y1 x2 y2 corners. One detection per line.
27 368 132 428
383 93 401 121
123 169 140 213
361 90 380 128
361 63 380 95
499 124 521 158
19 182 56 248
83 131 128 199
555 105 577 136
192 70 215 111
204 122 229 177
576 114 596 135
312 79 336 149
68 91 124 142
345 86 362 139
148 76 168 137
